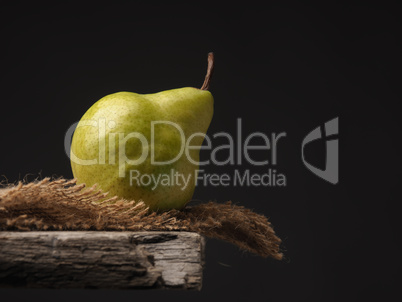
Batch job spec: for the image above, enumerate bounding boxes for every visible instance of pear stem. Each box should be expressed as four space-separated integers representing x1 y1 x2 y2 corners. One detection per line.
200 52 214 90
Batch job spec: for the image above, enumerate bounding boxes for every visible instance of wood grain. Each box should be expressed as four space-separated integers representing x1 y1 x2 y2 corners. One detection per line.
0 231 205 290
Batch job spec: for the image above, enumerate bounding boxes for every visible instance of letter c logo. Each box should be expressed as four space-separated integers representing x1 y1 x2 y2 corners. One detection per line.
302 117 339 184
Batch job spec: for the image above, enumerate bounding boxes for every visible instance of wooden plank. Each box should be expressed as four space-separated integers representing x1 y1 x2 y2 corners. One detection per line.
0 231 205 290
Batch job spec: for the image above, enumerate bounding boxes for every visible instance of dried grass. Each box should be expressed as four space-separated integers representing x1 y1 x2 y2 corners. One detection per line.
0 178 282 260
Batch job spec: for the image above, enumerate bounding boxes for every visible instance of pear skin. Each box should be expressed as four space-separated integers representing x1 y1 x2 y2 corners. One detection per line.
71 54 214 212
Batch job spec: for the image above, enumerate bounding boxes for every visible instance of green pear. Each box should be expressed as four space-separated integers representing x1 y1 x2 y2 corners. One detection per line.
70 53 214 212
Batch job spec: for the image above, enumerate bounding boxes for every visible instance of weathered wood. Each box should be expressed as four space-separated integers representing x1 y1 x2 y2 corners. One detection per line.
0 231 205 290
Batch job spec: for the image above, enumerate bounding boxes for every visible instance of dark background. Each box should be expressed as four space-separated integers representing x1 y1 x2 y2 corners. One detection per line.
1 2 401 301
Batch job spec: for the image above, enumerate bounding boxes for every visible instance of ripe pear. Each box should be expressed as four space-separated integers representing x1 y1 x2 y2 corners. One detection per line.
70 53 214 212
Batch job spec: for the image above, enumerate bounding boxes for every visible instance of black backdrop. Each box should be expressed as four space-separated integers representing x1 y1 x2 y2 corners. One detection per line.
1 2 401 301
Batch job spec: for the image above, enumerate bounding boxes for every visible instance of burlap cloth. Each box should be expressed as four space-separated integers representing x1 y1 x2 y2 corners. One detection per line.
0 178 283 260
